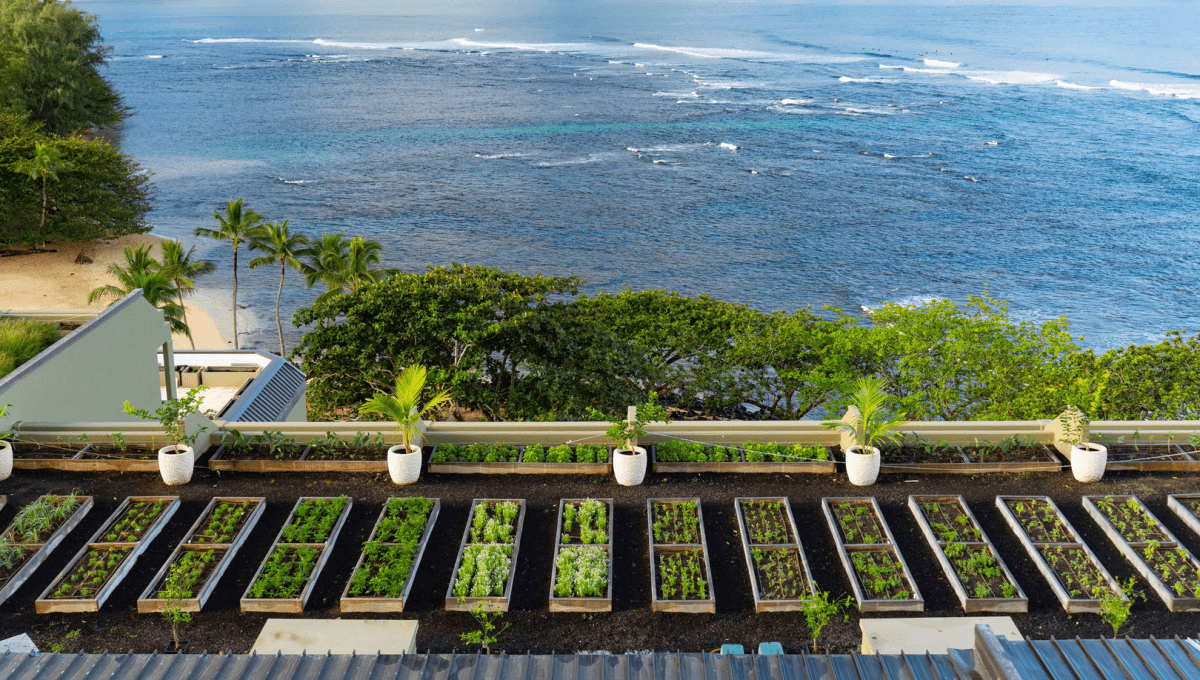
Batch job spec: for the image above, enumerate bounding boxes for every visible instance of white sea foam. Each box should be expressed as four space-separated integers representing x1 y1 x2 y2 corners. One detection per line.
923 59 960 68
1055 80 1101 90
843 107 896 115
964 176 981 183
838 76 893 83
767 105 822 115
882 154 897 159
653 91 699 98
963 70 1057 85
633 42 863 63
652 160 668 164
779 98 813 105
192 38 308 43
862 295 944 314
147 55 164 59
278 178 310 184
983 141 999 146
475 153 524 159
475 28 484 32
718 142 738 151
1110 80 1200 99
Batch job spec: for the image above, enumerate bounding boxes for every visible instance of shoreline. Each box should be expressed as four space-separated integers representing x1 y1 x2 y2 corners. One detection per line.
0 234 232 351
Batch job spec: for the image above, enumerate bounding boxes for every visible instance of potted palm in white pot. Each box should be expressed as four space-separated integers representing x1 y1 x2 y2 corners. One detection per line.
124 386 209 486
1060 405 1105 482
824 376 905 486
607 393 671 486
0 404 12 482
359 364 450 485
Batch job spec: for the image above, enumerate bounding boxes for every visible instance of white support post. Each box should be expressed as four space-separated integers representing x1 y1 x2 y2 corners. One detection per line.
626 405 637 450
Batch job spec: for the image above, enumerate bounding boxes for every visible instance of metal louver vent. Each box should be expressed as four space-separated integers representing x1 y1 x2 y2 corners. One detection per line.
222 360 306 422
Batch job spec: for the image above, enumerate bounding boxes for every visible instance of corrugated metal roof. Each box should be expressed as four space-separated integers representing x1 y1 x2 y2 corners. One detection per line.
0 650 972 680
1004 636 1200 680
223 359 306 423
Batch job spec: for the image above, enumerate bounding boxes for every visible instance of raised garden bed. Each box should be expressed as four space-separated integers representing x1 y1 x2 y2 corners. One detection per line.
651 441 836 474
909 495 1028 613
428 443 523 474
0 492 94 606
734 497 815 612
240 496 352 613
995 496 1124 613
35 496 179 613
136 497 266 613
10 439 164 472
820 497 923 612
1167 494 1200 539
445 499 527 612
209 431 390 472
340 496 440 613
647 498 715 613
1083 495 1200 612
879 435 1062 474
519 444 612 474
1095 443 1199 472
549 498 613 612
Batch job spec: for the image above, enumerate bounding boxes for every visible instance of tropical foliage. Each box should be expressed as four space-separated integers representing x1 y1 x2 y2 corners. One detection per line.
87 243 191 336
0 0 125 134
0 113 151 248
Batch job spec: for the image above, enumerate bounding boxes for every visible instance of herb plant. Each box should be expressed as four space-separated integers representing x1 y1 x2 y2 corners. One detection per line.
655 549 709 601
452 544 513 597
801 583 855 652
346 497 435 598
431 443 519 463
553 546 609 597
49 546 132 599
743 442 830 463
1 490 82 544
280 497 348 544
467 501 520 545
651 501 701 545
560 499 608 545
458 597 510 654
123 386 208 451
247 546 321 598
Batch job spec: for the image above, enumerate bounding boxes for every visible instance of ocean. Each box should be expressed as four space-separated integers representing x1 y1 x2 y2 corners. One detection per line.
79 0 1200 352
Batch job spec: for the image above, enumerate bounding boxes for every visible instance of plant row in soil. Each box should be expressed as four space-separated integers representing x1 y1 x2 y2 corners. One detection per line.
651 501 701 545
1003 498 1079 544
0 491 85 545
345 497 437 599
915 498 1023 601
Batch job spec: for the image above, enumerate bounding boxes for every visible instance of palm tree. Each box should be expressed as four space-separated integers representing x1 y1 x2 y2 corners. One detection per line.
160 240 216 349
12 142 74 238
358 364 451 453
301 233 388 304
248 220 308 357
194 198 264 349
87 244 187 335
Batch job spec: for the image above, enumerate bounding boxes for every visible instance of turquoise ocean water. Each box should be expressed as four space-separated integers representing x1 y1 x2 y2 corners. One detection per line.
78 0 1200 351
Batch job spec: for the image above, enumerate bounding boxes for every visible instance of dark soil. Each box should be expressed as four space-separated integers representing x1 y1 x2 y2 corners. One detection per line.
191 501 258 544
653 549 711 601
748 547 808 600
961 444 1056 463
881 445 963 464
3 464 1200 655
1002 498 1078 544
830 501 886 545
218 444 306 462
740 500 794 545
13 443 82 460
1105 444 1190 462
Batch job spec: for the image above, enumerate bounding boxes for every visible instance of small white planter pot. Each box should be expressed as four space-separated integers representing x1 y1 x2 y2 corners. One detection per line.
1071 443 1107 483
0 440 12 482
845 446 881 486
613 446 648 486
388 444 422 485
158 445 194 486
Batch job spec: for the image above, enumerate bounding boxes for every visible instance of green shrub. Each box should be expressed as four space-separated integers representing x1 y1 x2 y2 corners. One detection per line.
0 319 61 379
429 443 519 463
743 442 830 463
522 444 544 463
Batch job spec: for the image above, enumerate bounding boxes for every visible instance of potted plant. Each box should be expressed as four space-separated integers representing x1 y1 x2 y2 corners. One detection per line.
123 386 208 486
607 393 670 486
0 404 12 482
1060 405 1105 482
359 364 450 484
824 376 905 486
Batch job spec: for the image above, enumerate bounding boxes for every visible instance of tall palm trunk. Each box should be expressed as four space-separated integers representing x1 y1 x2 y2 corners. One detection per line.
177 287 195 349
231 246 239 349
275 260 286 356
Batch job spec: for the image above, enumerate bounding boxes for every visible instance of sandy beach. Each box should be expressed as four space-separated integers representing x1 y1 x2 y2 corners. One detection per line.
0 233 231 350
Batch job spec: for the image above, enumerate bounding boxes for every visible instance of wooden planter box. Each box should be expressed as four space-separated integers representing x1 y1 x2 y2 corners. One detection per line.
1089 444 1200 472
821 497 924 612
647 497 716 613
445 499 527 612
517 446 613 475
208 444 388 472
1168 494 1200 538
240 497 353 613
651 446 837 474
340 497 441 613
0 495 94 607
427 446 525 474
548 498 613 612
879 444 1063 474
137 497 266 613
735 497 816 612
35 496 180 613
11 444 163 472
1083 495 1200 613
908 495 1028 613
995 496 1125 613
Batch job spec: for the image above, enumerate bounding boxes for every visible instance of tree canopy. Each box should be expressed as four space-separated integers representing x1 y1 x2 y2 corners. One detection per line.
0 113 151 248
0 0 125 134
